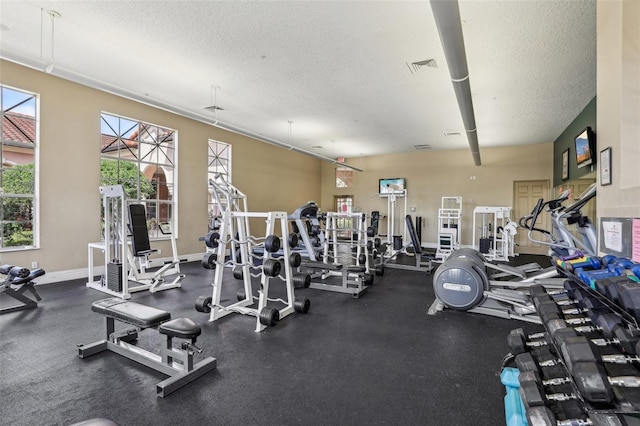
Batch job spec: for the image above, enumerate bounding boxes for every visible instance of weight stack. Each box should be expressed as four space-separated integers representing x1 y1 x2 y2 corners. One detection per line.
479 238 493 254
393 235 403 251
106 261 123 292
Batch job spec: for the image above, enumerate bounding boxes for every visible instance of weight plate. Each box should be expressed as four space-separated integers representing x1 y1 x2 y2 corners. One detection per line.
201 252 217 269
288 233 299 248
293 297 311 313
233 267 243 280
265 235 281 253
195 295 212 313
237 288 246 301
259 307 280 327
204 232 220 249
366 226 376 237
263 258 281 277
289 252 302 268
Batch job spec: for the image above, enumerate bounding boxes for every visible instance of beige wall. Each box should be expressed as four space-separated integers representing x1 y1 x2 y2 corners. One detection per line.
320 143 553 247
0 60 321 274
596 1 640 223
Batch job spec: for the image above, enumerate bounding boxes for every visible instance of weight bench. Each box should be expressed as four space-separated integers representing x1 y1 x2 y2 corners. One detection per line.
0 265 46 314
301 261 371 298
77 298 217 397
380 216 433 273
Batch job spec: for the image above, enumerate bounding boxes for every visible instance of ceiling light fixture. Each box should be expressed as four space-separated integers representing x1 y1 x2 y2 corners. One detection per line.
204 85 224 124
45 10 61 74
287 121 294 150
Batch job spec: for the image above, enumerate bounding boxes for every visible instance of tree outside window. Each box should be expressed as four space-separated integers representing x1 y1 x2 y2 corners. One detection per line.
0 85 38 249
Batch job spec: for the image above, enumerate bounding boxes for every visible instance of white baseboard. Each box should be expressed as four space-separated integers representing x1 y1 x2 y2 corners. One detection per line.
35 253 204 285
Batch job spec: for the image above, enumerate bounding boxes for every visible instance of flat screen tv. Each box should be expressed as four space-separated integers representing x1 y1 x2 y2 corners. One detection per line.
574 126 596 169
379 178 406 195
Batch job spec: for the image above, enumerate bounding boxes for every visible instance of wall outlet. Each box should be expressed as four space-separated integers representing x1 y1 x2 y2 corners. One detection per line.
31 261 38 269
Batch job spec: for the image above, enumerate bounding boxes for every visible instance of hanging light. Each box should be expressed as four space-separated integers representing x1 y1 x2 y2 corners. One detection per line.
287 121 294 150
203 85 223 124
45 10 61 73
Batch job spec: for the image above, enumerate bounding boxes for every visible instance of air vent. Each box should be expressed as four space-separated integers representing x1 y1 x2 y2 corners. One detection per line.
414 144 432 150
311 145 323 149
407 59 438 74
444 130 461 137
203 105 224 112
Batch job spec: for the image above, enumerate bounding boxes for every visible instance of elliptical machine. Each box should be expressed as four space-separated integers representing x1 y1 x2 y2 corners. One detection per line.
428 247 564 324
519 183 597 257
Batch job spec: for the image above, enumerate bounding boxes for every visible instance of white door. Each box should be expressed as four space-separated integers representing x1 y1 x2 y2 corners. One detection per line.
513 180 550 255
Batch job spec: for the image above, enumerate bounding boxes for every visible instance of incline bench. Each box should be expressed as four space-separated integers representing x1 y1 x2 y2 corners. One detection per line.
0 265 46 314
77 298 216 397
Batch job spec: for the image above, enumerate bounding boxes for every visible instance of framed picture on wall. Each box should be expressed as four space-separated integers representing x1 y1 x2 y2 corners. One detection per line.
600 147 612 186
562 149 569 180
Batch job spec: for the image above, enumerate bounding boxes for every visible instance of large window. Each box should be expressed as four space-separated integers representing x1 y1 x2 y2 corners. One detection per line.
207 140 231 230
0 86 38 250
100 112 177 239
336 167 353 188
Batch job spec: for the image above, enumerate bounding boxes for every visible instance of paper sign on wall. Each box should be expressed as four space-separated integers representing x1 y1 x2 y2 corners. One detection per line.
602 221 623 252
633 219 640 262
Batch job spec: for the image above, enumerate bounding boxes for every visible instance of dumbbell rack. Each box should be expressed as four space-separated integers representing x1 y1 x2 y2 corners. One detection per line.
505 266 640 424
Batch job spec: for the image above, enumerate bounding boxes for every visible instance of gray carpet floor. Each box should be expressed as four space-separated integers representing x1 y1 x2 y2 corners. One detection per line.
0 255 550 426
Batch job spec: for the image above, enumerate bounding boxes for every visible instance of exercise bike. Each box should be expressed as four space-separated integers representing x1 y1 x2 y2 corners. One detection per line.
519 183 597 257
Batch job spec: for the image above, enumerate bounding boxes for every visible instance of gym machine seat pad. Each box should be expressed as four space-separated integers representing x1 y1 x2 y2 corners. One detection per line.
159 317 201 339
91 298 171 328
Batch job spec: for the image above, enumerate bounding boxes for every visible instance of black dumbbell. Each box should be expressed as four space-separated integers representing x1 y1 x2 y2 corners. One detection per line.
531 287 605 312
515 351 565 375
509 316 639 356
595 275 637 304
518 351 640 404
572 361 640 404
526 405 623 426
560 333 640 368
519 376 577 408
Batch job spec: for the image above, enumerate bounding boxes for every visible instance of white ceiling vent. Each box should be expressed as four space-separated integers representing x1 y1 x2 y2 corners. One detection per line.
414 144 432 150
204 105 224 112
444 130 461 137
407 59 438 74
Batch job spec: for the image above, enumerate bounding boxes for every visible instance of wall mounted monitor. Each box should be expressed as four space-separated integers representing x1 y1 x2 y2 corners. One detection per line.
379 178 406 195
575 126 596 169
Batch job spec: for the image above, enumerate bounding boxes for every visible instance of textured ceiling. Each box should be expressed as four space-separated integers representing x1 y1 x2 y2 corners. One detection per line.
0 0 596 163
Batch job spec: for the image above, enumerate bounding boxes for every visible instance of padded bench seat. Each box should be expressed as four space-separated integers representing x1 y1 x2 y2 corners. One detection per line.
91 298 171 328
159 317 201 340
346 265 366 273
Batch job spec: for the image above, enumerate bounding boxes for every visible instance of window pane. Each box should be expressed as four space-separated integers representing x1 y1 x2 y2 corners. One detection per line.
2 221 33 247
1 161 35 195
100 113 176 239
1 196 33 221
336 168 353 188
207 140 231 231
0 86 38 250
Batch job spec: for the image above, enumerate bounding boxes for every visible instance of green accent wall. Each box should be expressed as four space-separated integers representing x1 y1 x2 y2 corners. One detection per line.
553 97 597 187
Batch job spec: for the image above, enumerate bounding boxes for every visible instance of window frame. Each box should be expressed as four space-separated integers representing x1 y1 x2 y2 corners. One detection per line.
207 139 232 230
0 84 40 251
100 111 178 240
